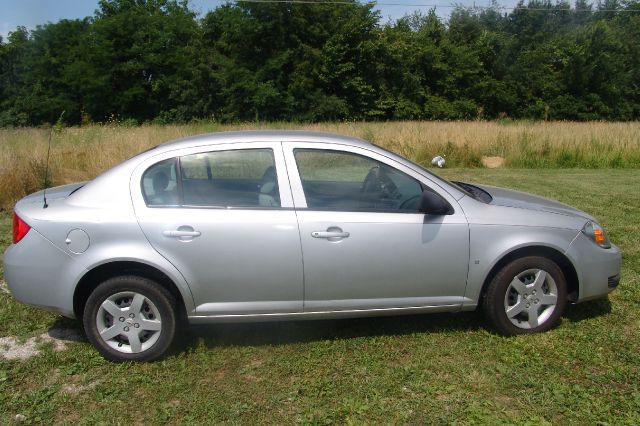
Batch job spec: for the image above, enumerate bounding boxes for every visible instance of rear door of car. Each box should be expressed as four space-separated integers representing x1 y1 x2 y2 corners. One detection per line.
131 142 304 316
283 142 470 312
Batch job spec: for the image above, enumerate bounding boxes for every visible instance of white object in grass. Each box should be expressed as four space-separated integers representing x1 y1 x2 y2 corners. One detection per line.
431 155 445 168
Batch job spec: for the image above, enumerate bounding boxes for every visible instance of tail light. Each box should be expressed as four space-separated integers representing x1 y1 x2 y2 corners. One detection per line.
12 212 31 244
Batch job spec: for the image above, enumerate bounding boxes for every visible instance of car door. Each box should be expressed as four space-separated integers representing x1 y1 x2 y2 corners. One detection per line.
283 142 470 312
131 142 303 316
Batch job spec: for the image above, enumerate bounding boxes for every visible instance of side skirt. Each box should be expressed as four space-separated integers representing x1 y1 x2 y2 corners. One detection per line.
188 303 475 324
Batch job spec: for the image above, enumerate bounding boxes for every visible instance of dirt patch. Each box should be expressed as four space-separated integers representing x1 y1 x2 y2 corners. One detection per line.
0 327 84 361
481 156 505 168
0 335 60 360
0 280 9 295
249 358 264 368
61 381 99 396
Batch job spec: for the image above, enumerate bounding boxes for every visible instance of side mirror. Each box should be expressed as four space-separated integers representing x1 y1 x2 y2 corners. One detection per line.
420 190 453 215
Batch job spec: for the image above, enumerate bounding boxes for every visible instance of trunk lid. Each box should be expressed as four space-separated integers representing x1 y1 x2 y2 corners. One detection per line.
15 182 86 208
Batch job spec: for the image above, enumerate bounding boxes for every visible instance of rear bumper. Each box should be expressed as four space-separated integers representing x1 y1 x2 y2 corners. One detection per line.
566 233 622 302
3 229 80 318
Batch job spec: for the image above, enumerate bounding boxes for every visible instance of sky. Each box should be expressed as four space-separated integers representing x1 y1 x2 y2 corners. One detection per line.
0 0 519 40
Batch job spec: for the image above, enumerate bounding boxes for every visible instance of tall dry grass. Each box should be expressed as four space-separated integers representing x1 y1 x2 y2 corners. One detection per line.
1 120 639 210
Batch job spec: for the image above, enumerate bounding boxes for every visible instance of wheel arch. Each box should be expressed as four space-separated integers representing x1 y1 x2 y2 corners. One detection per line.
479 245 579 305
73 261 188 320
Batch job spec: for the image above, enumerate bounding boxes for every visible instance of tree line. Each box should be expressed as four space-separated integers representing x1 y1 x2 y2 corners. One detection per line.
1 0 639 126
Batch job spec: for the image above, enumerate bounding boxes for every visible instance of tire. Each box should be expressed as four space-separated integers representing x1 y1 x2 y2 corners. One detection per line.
482 256 567 336
83 276 177 362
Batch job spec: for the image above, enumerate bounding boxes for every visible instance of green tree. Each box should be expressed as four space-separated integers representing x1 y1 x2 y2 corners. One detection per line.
0 0 638 125
81 0 199 122
0 27 31 126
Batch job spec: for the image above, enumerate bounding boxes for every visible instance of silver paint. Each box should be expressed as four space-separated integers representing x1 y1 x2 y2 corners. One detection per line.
3 130 621 325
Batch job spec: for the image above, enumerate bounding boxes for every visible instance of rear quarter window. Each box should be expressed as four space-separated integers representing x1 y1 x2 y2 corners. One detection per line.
141 159 179 206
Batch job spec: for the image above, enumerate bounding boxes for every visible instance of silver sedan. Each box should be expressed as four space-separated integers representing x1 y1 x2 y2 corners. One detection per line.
4 131 621 361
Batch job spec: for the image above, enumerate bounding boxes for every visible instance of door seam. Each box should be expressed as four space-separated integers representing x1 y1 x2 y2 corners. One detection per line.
280 141 307 311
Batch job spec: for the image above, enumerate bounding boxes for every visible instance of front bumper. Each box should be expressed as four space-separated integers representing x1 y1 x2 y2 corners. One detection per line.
566 232 622 302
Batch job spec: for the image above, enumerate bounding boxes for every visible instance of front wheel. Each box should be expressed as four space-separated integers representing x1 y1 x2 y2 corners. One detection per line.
83 276 177 362
482 256 567 335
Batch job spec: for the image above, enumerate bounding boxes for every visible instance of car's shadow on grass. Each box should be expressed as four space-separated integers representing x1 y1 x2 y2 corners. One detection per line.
174 310 487 352
45 297 614 357
48 317 86 342
563 298 612 323
173 298 614 353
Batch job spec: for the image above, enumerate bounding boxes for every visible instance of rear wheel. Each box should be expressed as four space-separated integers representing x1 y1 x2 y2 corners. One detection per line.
83 276 176 362
482 256 567 335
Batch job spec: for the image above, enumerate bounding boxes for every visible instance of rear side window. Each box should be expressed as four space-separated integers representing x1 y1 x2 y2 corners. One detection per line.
141 159 179 206
141 149 280 208
181 149 279 207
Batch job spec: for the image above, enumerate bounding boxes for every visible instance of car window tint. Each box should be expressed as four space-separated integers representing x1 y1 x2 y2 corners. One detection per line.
141 158 180 206
180 149 280 208
294 149 423 212
180 154 210 180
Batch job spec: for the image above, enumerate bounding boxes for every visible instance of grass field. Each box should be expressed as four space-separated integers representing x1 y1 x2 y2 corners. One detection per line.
1 168 639 424
1 121 640 209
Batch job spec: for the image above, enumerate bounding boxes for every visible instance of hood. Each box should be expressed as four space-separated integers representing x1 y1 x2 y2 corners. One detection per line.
473 183 596 222
16 182 86 207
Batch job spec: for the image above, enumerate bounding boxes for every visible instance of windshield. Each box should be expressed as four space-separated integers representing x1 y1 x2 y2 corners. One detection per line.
370 143 478 197
410 162 476 198
367 142 496 203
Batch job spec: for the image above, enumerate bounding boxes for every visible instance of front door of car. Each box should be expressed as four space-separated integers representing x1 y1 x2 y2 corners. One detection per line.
131 142 303 316
283 144 470 312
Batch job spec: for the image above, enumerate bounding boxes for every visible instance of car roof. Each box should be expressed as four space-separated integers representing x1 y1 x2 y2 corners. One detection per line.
70 129 465 208
157 130 372 152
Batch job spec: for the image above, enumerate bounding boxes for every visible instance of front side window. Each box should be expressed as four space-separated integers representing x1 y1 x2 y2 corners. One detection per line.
294 149 423 212
141 148 280 208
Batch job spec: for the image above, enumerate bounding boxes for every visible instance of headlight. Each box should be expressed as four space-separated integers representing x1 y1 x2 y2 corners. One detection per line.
582 221 611 249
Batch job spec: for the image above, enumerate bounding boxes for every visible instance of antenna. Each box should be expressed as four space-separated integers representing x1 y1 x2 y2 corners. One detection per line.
42 128 53 209
43 111 65 209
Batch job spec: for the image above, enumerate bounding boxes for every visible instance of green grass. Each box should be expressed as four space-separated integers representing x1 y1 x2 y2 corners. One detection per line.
1 169 639 424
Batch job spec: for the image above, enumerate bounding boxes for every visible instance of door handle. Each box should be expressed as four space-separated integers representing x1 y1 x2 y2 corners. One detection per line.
312 231 350 239
311 226 350 241
163 230 201 237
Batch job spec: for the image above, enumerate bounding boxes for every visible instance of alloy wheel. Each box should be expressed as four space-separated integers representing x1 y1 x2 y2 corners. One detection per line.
503 268 558 329
96 291 162 353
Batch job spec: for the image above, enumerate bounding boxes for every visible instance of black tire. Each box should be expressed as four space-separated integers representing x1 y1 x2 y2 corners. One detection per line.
83 276 177 362
482 256 567 336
